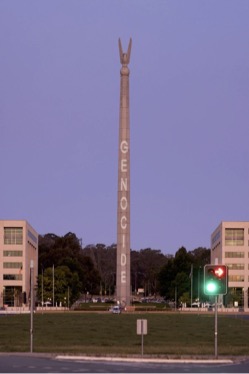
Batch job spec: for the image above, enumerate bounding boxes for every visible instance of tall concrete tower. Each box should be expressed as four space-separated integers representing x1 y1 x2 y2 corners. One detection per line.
116 38 132 306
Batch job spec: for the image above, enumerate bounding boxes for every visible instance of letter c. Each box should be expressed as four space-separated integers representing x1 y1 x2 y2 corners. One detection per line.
121 216 127 229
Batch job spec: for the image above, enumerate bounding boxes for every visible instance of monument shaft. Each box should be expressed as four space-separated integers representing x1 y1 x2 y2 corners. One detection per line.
116 38 132 306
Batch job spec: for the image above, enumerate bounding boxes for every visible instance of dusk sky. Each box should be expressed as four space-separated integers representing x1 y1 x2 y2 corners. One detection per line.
1 1 249 255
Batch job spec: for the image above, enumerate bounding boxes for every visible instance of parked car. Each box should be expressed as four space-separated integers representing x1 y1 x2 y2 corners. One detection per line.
110 305 121 314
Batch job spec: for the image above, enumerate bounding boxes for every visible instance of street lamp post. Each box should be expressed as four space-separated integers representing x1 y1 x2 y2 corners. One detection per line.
41 267 44 313
198 266 201 307
190 264 193 308
30 260 34 353
175 286 177 311
52 264 55 307
68 286 69 309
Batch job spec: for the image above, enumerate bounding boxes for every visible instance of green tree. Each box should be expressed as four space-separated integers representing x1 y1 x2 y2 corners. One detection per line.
157 258 175 299
157 246 210 303
38 232 101 305
189 247 210 302
37 265 82 306
135 248 169 296
83 243 116 297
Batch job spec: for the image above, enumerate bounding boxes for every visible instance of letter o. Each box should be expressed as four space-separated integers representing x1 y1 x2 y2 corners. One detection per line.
120 196 128 210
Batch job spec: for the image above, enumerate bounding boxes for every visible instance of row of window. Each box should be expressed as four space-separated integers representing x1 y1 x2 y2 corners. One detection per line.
227 264 245 270
1 261 249 270
229 275 245 282
3 263 22 269
3 251 23 257
212 231 221 246
225 263 249 271
1 274 248 283
224 252 249 258
3 274 22 280
28 229 37 244
225 228 244 246
0 274 247 282
211 228 249 245
4 227 23 245
225 252 245 258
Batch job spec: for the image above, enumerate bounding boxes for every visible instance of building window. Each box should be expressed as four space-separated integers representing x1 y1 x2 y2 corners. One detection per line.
3 250 23 257
229 275 244 282
225 252 245 258
227 264 244 270
3 262 22 269
225 228 244 246
212 231 221 246
4 227 23 245
3 274 22 280
28 230 37 244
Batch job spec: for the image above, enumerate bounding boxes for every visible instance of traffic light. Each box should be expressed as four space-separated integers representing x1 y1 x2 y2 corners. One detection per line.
204 265 228 296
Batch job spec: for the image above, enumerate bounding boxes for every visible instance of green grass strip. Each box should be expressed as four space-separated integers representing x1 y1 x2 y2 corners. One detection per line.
0 312 248 356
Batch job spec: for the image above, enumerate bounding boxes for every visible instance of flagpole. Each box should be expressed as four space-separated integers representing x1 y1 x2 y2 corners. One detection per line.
52 264 54 307
42 267 44 313
190 264 193 308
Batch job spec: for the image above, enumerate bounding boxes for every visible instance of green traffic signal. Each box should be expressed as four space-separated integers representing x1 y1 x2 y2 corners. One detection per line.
206 281 217 293
204 265 228 296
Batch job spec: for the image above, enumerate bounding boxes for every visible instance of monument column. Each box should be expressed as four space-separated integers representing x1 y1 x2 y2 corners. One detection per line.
116 38 132 306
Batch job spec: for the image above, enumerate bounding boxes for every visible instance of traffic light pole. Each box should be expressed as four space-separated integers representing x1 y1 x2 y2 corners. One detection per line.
214 296 218 359
204 265 228 359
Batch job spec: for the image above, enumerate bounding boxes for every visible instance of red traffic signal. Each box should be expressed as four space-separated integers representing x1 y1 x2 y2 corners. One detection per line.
214 266 225 278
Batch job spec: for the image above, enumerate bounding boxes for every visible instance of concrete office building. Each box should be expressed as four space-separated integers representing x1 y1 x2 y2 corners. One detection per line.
0 220 38 308
211 221 249 310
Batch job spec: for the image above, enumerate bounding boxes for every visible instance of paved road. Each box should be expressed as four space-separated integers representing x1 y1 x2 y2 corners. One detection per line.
0 354 249 373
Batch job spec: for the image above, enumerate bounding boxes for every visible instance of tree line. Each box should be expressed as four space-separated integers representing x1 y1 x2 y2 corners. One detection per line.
37 232 210 307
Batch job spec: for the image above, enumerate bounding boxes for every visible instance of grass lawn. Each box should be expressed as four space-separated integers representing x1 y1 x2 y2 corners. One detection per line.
0 311 248 357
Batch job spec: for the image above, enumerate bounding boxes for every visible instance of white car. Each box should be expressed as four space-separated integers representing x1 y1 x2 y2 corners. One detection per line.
111 305 121 314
